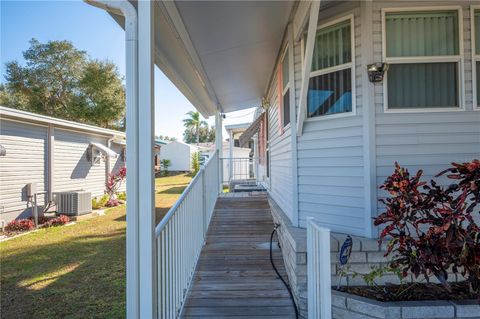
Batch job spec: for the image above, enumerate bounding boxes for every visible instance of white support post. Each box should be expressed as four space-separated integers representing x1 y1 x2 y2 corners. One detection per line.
47 124 54 202
215 113 223 191
307 217 332 319
360 0 377 239
228 130 233 182
288 23 299 227
297 0 321 136
138 1 156 318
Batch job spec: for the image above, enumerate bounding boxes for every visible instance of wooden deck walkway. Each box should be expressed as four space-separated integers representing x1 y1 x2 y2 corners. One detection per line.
180 193 296 318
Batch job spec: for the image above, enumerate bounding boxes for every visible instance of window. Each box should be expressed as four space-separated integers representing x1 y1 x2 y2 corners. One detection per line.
281 48 291 127
307 18 354 118
384 9 462 110
472 7 480 109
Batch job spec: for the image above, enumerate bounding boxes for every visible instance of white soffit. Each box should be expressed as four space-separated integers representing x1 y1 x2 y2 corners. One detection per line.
174 1 294 113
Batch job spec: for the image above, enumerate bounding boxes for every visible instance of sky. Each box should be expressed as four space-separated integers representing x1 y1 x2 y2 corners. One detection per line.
0 0 255 141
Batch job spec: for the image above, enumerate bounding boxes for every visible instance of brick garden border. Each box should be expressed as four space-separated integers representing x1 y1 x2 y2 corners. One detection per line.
332 290 480 319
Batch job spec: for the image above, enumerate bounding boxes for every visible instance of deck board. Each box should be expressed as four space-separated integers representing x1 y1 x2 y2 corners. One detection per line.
180 193 295 318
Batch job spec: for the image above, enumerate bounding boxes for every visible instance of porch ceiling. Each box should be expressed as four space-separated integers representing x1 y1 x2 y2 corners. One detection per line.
174 1 294 114
99 1 294 117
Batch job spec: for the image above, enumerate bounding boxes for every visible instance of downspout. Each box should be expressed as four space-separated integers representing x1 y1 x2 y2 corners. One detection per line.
84 1 138 318
106 136 115 181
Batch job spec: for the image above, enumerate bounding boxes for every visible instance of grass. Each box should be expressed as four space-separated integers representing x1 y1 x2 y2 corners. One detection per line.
0 173 192 319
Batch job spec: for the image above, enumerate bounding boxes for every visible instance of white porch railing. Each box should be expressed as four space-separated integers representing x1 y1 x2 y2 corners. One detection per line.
155 152 219 318
307 217 332 319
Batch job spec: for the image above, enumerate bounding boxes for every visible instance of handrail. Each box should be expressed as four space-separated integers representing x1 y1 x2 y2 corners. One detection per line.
155 166 204 237
155 153 217 236
155 151 220 318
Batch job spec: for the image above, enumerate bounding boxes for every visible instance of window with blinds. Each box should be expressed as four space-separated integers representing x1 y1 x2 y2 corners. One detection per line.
281 47 290 128
473 9 480 108
307 18 354 118
384 10 461 109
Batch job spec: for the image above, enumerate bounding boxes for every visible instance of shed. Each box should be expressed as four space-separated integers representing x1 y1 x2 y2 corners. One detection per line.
160 141 198 172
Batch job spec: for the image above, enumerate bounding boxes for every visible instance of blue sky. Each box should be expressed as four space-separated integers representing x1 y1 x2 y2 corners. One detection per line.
1 0 254 140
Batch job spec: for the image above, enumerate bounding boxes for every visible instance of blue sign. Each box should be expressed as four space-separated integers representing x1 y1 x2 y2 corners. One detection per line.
339 236 352 265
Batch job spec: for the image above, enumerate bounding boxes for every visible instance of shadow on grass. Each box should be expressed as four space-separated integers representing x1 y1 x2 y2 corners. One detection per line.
1 223 126 319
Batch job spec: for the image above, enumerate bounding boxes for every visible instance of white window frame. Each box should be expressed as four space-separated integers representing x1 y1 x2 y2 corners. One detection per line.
470 5 480 111
280 45 291 130
304 14 357 122
382 6 465 113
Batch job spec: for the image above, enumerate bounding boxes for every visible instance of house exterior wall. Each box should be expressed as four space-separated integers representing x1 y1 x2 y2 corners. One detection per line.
53 129 109 198
0 119 48 221
0 109 125 223
264 67 295 222
259 1 480 238
372 1 480 233
160 141 195 171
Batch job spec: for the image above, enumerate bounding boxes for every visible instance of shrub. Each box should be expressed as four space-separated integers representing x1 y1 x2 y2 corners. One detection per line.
5 219 35 232
191 152 200 176
92 194 109 209
160 159 171 176
374 160 480 295
28 215 50 225
117 192 126 201
105 198 119 207
44 215 70 227
106 166 126 201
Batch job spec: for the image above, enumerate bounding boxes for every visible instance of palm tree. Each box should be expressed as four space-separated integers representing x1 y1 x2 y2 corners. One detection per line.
183 111 207 145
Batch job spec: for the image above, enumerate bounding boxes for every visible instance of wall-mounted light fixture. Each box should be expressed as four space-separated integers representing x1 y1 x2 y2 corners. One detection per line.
367 63 389 83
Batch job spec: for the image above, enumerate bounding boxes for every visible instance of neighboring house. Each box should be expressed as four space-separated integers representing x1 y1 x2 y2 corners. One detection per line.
224 123 255 183
89 1 480 317
154 138 167 168
0 106 126 223
159 140 198 171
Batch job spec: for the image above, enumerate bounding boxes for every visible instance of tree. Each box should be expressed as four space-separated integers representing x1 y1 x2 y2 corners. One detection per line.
155 135 177 141
1 39 125 129
182 111 207 145
183 125 215 144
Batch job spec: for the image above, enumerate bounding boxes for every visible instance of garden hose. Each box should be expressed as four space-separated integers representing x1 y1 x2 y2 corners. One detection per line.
269 225 299 319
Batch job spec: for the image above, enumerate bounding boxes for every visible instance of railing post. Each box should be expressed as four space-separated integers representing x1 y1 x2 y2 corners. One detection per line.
307 217 332 319
202 168 207 238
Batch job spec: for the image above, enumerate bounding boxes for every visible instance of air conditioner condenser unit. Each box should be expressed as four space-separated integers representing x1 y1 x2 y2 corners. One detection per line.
54 190 92 216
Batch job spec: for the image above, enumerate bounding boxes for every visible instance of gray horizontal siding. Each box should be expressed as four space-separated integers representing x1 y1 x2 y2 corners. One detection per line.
54 129 108 198
0 119 48 217
267 65 294 222
373 2 480 220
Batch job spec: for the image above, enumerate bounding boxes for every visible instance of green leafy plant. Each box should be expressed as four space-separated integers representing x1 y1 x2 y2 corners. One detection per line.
92 194 109 209
160 159 171 176
116 191 126 201
191 152 200 176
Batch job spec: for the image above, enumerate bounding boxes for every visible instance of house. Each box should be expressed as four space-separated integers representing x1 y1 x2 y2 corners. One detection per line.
88 1 480 318
223 123 256 185
158 140 198 172
0 106 126 223
153 138 167 168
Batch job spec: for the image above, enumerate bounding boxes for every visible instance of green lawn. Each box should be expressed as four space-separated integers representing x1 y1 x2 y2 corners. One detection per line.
0 173 192 319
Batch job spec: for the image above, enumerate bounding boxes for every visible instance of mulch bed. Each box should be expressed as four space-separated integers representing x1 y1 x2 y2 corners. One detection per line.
335 282 478 302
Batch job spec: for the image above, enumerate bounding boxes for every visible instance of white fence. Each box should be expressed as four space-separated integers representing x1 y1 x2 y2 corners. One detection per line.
307 217 332 319
155 152 219 318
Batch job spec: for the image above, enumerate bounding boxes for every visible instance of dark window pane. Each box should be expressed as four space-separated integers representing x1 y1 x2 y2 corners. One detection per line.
387 62 458 109
307 68 352 117
283 89 290 127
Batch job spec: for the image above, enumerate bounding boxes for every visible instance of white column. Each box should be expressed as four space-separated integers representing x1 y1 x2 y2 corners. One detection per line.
137 1 156 318
47 124 54 202
228 130 233 181
215 113 223 191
